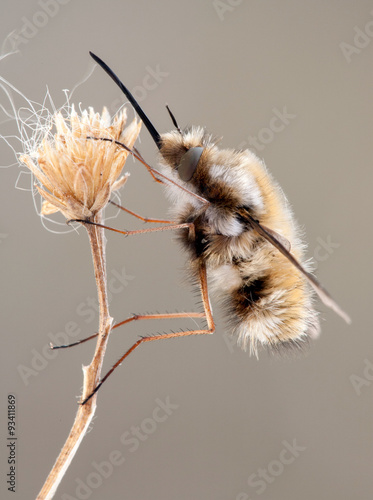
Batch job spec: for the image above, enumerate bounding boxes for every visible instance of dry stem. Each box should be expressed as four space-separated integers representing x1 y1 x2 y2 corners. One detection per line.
36 212 113 500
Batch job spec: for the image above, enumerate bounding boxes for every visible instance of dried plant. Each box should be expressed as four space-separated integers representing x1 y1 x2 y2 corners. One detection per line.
19 105 141 499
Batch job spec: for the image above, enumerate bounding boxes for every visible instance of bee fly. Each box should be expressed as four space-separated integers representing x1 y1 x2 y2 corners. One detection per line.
62 52 350 403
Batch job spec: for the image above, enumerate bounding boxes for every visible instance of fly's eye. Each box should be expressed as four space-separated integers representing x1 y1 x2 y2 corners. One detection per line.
177 147 204 181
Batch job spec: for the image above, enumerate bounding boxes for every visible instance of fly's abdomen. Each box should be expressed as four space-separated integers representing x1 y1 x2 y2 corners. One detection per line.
224 245 320 355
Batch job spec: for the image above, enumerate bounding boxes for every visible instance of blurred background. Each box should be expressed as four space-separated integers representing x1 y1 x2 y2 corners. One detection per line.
0 1 372 499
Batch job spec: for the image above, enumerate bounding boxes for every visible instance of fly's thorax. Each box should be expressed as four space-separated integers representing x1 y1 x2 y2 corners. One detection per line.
159 129 294 262
159 128 269 223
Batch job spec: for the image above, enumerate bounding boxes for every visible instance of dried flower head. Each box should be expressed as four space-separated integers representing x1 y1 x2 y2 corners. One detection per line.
21 105 141 220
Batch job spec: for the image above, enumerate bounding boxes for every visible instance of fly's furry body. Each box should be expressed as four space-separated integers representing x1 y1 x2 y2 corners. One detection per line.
159 127 320 355
89 52 349 362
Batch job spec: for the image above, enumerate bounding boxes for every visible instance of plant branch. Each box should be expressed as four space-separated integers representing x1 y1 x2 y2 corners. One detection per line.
36 212 113 500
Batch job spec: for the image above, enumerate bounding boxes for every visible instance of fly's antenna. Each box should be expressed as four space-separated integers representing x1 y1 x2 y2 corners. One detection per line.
89 51 162 150
166 104 181 134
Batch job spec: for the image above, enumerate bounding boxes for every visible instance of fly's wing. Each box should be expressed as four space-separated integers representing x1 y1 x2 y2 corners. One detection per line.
238 209 351 324
260 225 291 252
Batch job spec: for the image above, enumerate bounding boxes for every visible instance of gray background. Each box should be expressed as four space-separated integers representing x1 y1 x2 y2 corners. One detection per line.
0 1 372 499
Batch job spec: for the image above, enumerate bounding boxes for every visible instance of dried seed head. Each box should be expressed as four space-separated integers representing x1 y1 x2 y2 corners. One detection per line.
20 105 141 220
